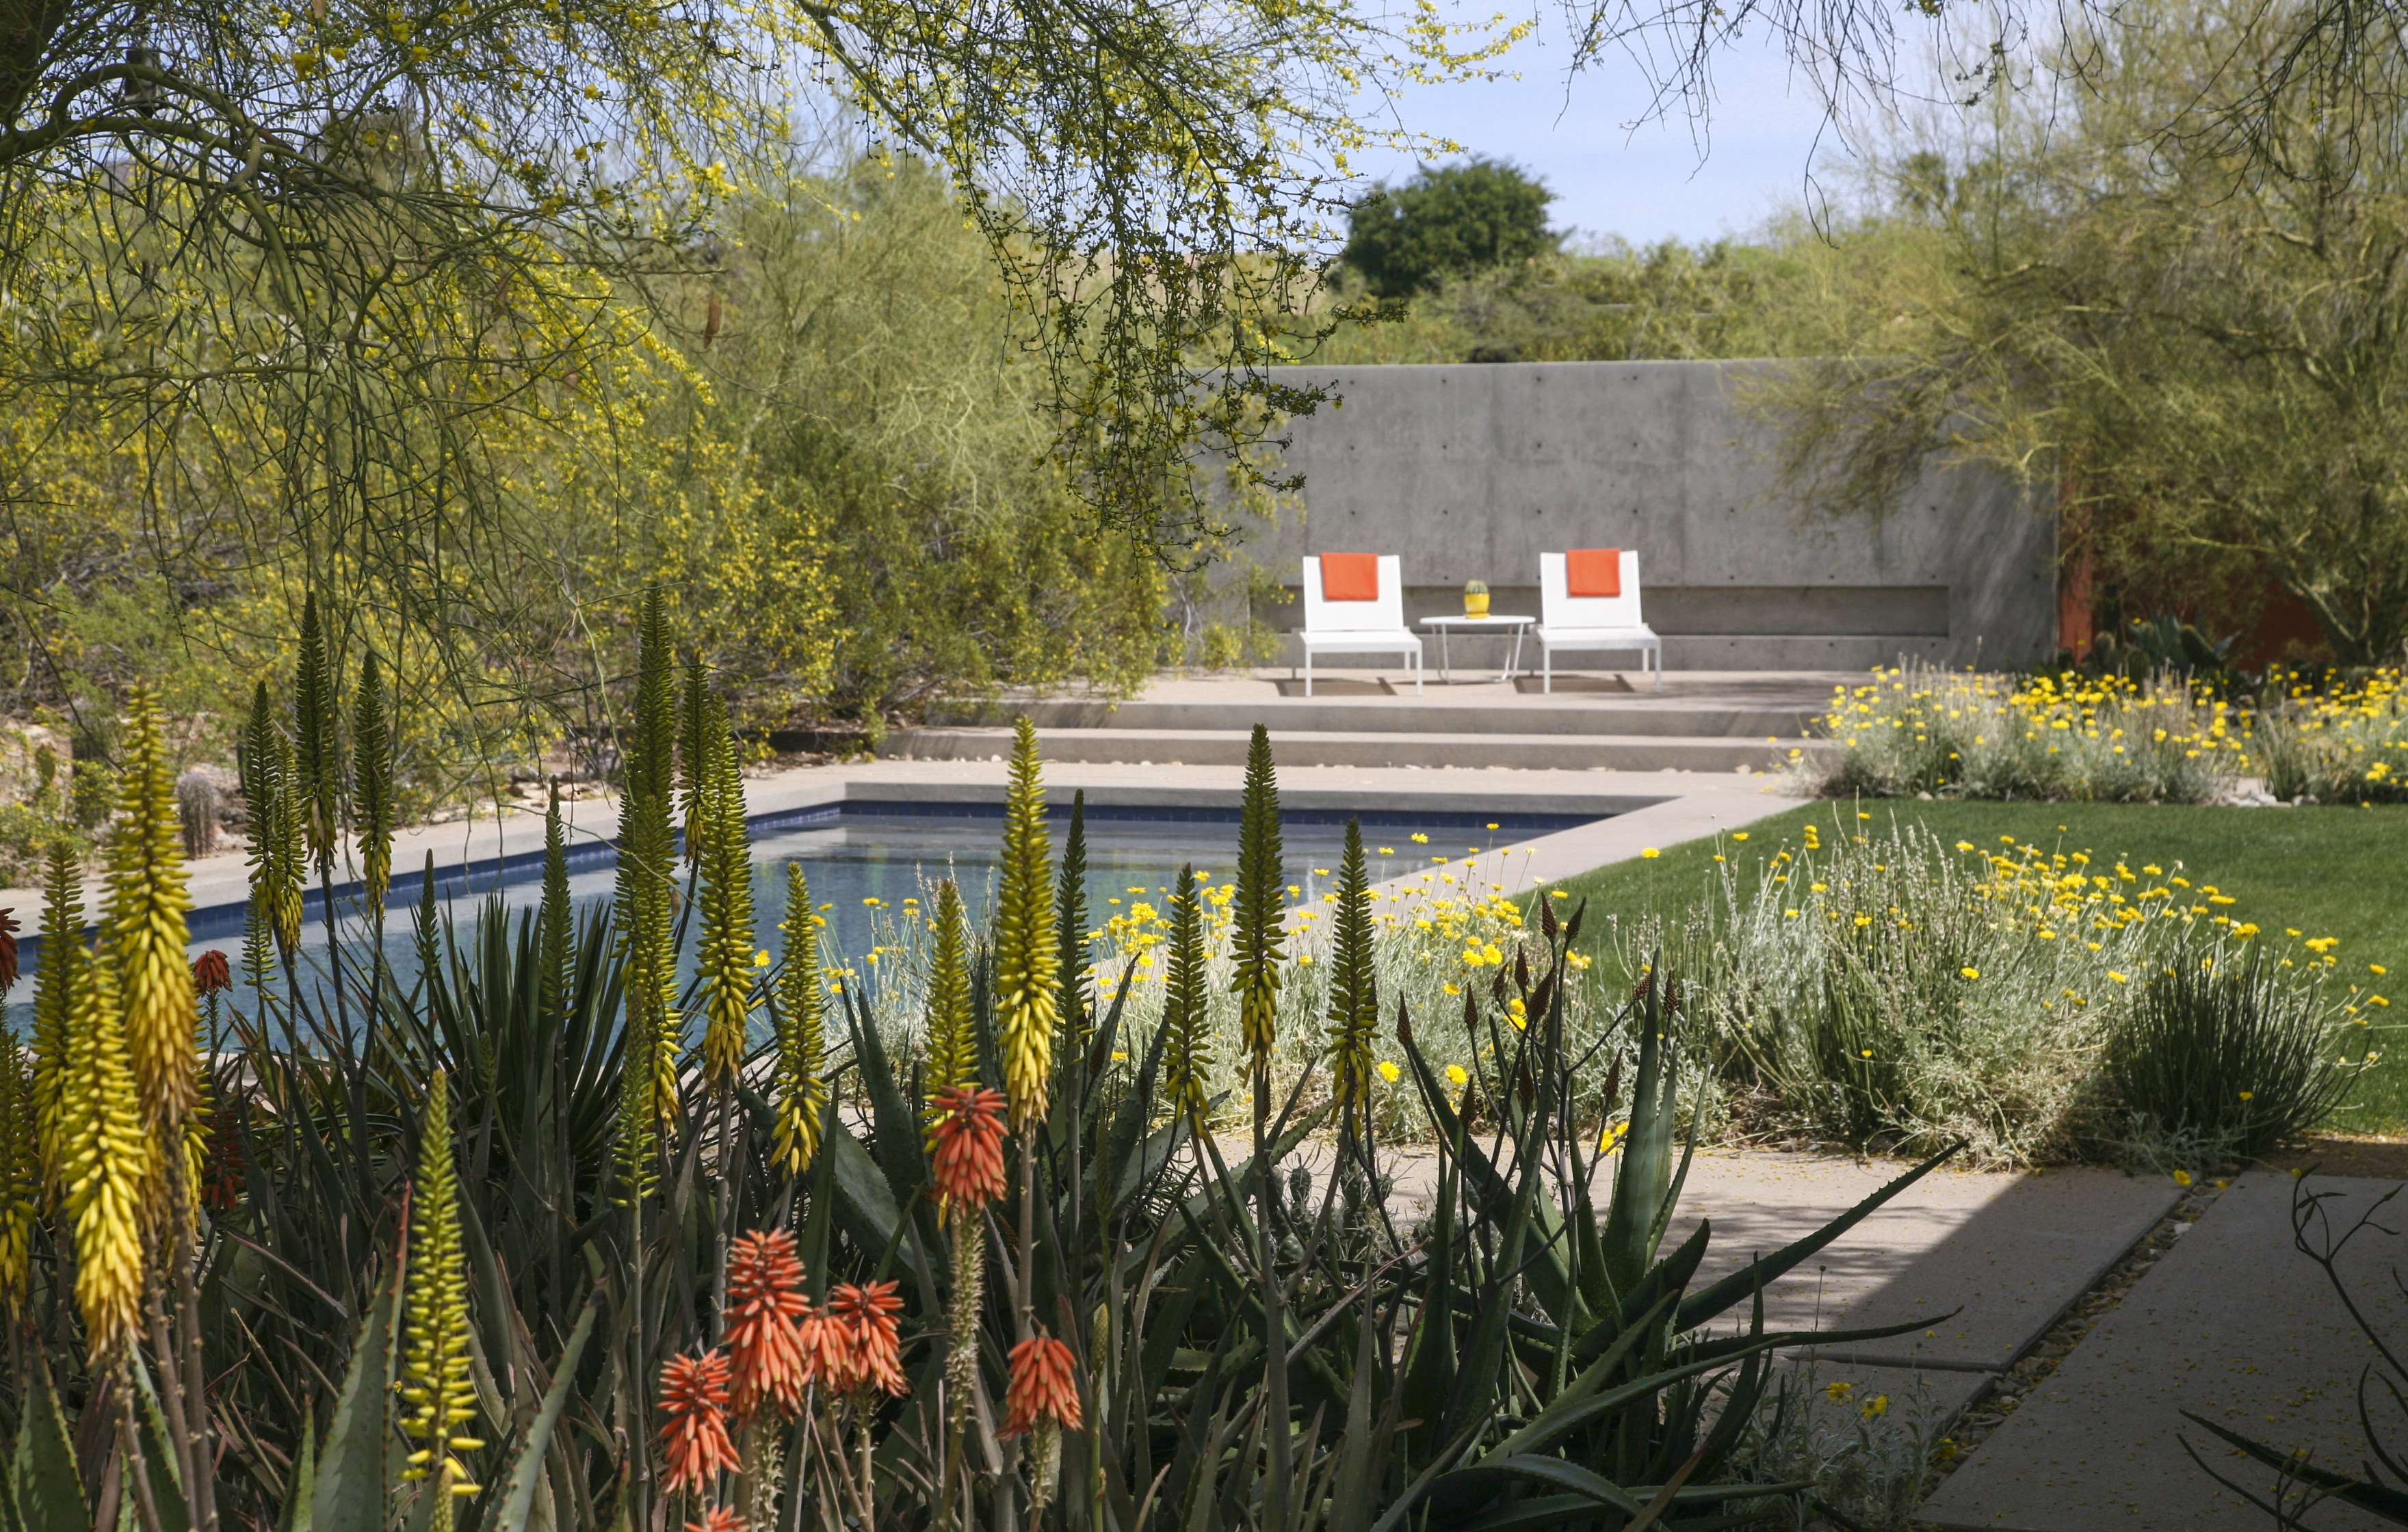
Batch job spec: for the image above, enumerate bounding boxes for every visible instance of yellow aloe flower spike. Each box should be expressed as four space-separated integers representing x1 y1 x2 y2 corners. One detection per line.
31 843 84 1201
693 694 755 1089
1232 725 1285 1072
0 1029 36 1312
993 719 1060 1129
60 955 149 1358
105 689 199 1126
1163 865 1213 1131
774 864 832 1173
921 878 978 1139
400 1072 483 1526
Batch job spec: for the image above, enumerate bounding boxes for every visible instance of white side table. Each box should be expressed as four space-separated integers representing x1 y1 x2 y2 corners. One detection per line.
1417 614 1536 683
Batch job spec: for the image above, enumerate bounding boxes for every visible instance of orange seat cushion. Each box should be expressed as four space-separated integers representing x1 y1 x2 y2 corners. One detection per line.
1319 552 1382 601
1567 548 1623 598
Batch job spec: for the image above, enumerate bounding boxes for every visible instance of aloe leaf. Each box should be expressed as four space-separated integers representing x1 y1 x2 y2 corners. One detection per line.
1573 1218 1708 1365
1445 1340 1783 1466
281 1420 316 1532
131 1361 192 1532
490 1299 599 1532
1645 1120 1699 1271
1398 1126 1461 1452
1446 1109 1546 1442
1603 977 1675 1301
1683 1309 1961 1364
797 1089 839 1298
12 1354 86 1532
1326 1306 1387 1532
311 1275 400 1532
823 1114 909 1258
1396 1018 1580 1323
1444 1492 1615 1531
1674 1139 1962 1331
1439 1457 1646 1516
841 983 927 1206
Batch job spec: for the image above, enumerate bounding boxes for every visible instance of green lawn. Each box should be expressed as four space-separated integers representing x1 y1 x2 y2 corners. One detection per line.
1539 800 2408 1132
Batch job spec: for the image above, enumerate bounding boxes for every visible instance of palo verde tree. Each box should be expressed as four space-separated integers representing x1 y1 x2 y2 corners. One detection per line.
0 0 1526 682
1762 0 2408 663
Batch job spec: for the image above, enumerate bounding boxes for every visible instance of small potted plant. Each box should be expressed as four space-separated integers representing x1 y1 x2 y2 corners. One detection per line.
1463 579 1490 618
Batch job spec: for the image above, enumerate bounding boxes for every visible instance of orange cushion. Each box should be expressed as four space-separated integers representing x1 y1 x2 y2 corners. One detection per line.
1567 548 1623 598
1319 552 1381 601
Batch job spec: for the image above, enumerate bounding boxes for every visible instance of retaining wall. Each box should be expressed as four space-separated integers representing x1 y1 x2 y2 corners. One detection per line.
1247 360 2056 670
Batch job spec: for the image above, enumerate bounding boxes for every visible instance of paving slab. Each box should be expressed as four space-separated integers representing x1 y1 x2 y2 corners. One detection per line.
1920 1173 2408 1531
1334 1146 2169 1371
1668 1154 2175 1371
1804 1167 2180 1371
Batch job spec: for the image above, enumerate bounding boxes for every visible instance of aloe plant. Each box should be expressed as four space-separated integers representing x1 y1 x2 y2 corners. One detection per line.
0 617 1971 1532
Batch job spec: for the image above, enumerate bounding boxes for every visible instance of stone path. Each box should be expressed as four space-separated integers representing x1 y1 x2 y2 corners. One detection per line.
1921 1172 2408 1531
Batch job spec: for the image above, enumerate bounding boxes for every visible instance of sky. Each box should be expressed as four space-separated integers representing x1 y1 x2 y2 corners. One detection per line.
1346 8 1877 248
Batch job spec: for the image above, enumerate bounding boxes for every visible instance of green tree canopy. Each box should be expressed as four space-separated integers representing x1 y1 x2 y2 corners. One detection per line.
1339 157 1558 298
0 0 1519 717
1761 0 2408 664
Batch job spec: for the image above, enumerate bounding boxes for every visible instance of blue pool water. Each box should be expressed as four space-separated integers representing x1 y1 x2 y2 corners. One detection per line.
9 800 1600 1012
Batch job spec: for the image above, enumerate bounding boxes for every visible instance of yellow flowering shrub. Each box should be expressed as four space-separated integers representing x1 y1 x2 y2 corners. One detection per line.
2258 667 2408 804
1657 812 2357 1164
1807 663 2249 803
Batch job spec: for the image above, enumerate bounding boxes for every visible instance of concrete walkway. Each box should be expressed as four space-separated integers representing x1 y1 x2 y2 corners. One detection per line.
1296 1141 2175 1399
1922 1172 2408 1531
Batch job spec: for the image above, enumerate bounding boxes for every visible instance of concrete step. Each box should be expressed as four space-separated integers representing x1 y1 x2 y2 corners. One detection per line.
883 726 1828 774
932 696 1818 739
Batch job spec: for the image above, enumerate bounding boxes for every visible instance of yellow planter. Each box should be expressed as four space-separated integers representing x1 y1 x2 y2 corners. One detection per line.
1463 592 1491 617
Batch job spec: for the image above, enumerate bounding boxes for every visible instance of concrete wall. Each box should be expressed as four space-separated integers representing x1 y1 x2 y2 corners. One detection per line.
1248 361 2056 670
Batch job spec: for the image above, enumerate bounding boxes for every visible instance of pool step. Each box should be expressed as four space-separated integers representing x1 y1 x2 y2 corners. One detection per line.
882 726 1825 774
931 696 1817 739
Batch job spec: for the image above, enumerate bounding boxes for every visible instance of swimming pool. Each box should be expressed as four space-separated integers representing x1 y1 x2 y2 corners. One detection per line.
11 798 1603 1008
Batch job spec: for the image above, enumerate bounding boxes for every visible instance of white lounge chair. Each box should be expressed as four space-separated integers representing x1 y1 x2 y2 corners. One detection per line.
1296 553 1422 697
1536 549 1662 692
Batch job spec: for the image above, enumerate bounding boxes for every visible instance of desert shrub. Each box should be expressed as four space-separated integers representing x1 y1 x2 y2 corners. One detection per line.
1656 813 2320 1163
2257 666 2408 804
2102 947 2359 1159
1740 1366 1957 1532
1807 663 2250 804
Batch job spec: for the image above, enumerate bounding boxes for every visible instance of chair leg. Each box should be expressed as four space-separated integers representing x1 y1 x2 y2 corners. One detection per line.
1653 644 1663 692
1543 646 1552 695
1304 651 1313 698
1413 649 1423 696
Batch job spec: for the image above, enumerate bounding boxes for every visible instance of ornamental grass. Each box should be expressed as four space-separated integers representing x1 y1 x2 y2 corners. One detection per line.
1809 660 2408 807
